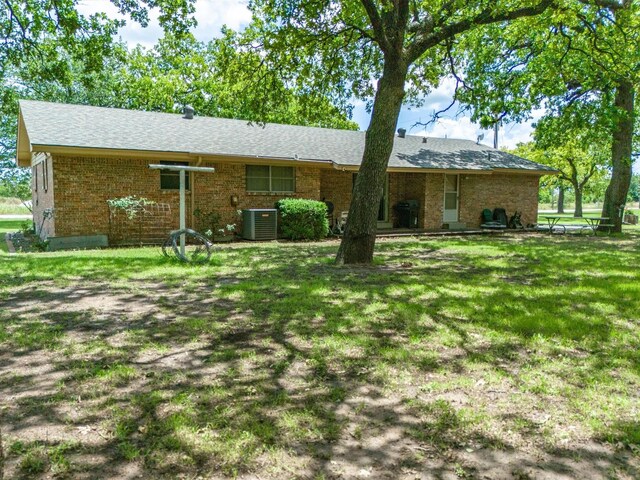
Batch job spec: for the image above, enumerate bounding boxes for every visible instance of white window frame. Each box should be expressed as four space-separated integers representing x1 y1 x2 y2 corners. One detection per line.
246 165 296 193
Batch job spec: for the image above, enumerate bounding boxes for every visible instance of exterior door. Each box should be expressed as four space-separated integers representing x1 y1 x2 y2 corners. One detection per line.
443 174 459 222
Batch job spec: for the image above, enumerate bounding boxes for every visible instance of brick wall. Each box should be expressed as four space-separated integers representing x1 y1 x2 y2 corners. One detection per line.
52 156 185 239
319 169 353 219
46 155 540 239
320 171 430 228
32 154 55 238
423 173 445 229
193 162 321 228
51 155 322 240
459 173 540 227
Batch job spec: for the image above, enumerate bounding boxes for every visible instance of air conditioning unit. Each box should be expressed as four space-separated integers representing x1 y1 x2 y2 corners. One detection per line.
242 209 278 240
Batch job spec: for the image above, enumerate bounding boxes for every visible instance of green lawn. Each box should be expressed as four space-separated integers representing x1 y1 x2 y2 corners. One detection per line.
1 221 639 479
0 219 25 253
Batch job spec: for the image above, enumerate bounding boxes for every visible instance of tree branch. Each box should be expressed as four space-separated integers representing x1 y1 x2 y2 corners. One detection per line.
407 0 555 62
359 0 391 52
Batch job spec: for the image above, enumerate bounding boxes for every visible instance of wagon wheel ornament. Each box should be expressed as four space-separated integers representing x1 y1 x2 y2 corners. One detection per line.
163 229 213 263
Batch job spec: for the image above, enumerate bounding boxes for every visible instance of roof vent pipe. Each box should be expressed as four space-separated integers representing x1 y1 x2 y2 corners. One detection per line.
183 105 194 120
422 137 427 143
397 128 406 138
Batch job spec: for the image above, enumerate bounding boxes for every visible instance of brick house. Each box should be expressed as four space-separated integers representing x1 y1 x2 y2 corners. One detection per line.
17 100 554 245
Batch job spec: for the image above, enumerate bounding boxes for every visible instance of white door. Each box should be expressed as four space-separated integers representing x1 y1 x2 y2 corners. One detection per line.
443 174 459 222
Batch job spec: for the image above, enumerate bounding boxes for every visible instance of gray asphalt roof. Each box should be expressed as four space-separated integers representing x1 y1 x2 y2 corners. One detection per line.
19 100 555 173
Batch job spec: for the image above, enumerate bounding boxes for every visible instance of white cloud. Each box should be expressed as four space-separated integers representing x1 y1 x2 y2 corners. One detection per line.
77 0 251 48
192 0 252 41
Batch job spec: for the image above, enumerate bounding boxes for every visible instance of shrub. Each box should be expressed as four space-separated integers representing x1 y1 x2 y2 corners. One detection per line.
107 196 155 219
276 199 329 240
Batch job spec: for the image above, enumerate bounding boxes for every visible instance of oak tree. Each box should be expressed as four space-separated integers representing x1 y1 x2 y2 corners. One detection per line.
453 0 639 231
245 0 558 263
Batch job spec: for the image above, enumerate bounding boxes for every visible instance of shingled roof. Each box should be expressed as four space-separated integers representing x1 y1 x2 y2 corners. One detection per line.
17 100 555 174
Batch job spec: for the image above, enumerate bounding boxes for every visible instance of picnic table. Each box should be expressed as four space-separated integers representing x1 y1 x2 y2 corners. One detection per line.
541 216 612 235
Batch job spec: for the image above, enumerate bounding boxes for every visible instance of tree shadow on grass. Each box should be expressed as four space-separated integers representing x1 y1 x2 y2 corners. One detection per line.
1 235 639 478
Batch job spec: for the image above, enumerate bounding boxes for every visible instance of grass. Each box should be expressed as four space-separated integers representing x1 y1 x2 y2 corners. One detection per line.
0 219 639 478
0 197 30 215
0 218 26 253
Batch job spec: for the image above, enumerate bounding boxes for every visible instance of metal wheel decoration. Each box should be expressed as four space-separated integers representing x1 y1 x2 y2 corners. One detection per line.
164 228 212 263
161 235 173 258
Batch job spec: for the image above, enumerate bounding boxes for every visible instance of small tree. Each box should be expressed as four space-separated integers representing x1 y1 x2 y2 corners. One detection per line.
511 121 609 218
629 174 640 207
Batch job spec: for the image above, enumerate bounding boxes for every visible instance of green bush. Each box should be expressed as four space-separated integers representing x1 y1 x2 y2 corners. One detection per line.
276 199 329 240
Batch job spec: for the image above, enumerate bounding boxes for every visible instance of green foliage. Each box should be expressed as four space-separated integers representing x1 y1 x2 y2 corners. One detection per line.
0 169 30 199
0 0 195 71
193 208 236 238
455 2 639 129
509 120 609 215
193 208 222 236
20 220 34 236
276 198 328 241
109 32 358 129
629 175 639 203
107 196 156 220
511 137 607 190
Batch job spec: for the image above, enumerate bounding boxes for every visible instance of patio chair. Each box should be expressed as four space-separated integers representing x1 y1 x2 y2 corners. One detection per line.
493 208 508 226
480 208 507 229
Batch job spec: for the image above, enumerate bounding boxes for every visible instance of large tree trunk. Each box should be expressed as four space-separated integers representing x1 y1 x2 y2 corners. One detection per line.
336 59 408 264
601 81 634 232
557 186 565 213
573 187 583 218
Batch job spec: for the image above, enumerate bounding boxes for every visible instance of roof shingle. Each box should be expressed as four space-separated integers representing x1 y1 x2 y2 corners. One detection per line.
19 100 555 173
